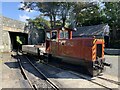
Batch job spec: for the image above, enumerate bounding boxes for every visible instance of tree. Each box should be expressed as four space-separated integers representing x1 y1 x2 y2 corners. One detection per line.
57 2 74 27
27 17 50 30
19 2 93 29
19 2 60 29
67 2 98 28
20 2 115 30
104 2 120 39
70 2 103 27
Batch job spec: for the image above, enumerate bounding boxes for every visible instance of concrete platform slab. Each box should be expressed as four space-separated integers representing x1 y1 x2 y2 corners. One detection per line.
104 55 119 77
105 48 120 55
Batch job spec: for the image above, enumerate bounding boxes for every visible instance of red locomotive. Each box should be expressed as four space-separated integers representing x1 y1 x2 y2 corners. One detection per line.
45 27 111 76
22 27 111 76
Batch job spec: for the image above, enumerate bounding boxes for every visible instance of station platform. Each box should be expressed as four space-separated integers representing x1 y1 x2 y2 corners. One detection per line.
0 53 31 89
105 48 120 55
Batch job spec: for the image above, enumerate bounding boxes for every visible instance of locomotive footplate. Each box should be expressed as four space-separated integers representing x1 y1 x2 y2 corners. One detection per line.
94 58 105 70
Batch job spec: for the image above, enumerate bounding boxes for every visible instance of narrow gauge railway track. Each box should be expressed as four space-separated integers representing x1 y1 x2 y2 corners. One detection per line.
18 58 35 89
97 76 120 86
52 63 119 89
68 71 119 90
17 55 59 90
55 62 120 87
26 55 119 90
62 65 120 87
48 59 120 87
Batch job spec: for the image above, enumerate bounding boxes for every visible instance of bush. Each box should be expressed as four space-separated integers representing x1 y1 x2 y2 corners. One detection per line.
110 39 120 49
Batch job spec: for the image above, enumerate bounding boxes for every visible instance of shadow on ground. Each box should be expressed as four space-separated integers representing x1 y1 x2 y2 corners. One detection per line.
8 54 95 81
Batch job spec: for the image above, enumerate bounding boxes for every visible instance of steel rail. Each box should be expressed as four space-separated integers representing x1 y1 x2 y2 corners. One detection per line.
27 54 120 90
26 55 118 90
17 58 36 90
97 76 120 86
24 56 59 90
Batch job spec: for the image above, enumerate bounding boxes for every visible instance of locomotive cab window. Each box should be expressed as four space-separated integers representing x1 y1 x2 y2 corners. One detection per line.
60 30 69 39
46 32 50 40
51 31 57 40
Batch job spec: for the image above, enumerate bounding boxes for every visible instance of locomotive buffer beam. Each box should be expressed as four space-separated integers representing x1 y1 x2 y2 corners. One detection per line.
94 63 112 70
94 64 104 70
103 62 112 68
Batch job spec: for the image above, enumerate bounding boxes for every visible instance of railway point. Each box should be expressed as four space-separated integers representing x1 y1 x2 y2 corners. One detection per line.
0 1 120 90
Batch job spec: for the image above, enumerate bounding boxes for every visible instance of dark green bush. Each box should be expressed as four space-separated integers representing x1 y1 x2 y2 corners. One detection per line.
110 39 120 49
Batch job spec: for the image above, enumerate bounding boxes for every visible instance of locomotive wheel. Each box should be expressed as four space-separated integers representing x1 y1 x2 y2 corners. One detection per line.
48 54 52 61
88 68 102 77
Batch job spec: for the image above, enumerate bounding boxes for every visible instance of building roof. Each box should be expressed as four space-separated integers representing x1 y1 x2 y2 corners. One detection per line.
45 27 75 32
73 24 108 37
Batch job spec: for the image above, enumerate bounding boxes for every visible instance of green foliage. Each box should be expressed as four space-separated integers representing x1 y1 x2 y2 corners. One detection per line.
19 2 120 41
19 2 92 28
110 39 120 49
103 2 120 39
104 2 120 28
71 2 101 26
27 17 50 29
19 2 60 29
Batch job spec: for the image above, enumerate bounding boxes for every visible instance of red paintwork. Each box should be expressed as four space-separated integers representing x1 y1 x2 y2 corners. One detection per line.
48 38 104 62
45 27 104 62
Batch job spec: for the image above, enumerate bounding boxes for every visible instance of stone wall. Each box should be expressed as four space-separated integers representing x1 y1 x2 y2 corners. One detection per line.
1 15 27 33
0 15 28 52
0 15 45 52
2 30 11 52
0 15 3 52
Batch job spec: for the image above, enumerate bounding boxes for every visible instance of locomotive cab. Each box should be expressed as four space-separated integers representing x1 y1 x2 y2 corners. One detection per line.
45 27 73 53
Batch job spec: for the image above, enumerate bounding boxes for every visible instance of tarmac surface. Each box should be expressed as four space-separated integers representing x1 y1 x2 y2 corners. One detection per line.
27 56 105 88
104 55 120 78
0 53 31 89
0 52 119 89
